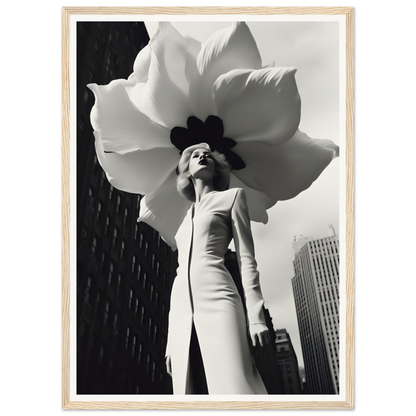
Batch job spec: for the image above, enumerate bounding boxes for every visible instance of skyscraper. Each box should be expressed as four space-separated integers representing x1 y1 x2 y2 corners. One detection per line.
76 22 178 394
291 232 340 394
275 329 302 394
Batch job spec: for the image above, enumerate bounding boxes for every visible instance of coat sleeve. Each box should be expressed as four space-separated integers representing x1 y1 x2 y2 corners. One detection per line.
231 188 266 326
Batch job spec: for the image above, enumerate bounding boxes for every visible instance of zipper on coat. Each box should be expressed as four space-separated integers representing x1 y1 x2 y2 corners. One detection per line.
188 204 195 315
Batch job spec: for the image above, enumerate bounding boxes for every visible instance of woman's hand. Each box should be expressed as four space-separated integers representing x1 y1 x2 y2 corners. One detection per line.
249 323 271 348
166 355 172 377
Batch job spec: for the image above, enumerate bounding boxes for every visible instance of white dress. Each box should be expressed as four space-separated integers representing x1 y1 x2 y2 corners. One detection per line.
166 188 267 394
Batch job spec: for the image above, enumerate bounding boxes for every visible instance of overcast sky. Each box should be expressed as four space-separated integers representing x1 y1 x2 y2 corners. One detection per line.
145 20 341 368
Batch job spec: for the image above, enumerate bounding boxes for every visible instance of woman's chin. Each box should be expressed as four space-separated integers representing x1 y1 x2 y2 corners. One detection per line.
192 166 214 179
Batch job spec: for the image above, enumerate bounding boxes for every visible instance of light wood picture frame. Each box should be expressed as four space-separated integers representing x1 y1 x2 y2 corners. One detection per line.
62 6 354 410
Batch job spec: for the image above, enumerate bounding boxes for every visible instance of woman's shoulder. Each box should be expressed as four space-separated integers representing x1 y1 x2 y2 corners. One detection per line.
214 188 246 207
216 187 243 199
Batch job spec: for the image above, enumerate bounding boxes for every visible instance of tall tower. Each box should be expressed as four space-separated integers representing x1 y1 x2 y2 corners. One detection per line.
76 22 177 394
275 329 303 394
291 233 340 394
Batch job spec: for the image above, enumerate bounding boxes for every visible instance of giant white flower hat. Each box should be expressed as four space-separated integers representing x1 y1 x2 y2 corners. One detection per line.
88 22 339 250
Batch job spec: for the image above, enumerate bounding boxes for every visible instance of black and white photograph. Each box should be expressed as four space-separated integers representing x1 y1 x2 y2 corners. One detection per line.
69 9 351 408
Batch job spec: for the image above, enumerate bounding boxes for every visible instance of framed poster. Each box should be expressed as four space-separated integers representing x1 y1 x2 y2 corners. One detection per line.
62 6 354 410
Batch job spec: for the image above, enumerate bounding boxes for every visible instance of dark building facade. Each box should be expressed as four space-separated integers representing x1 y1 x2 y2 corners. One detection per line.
76 22 178 394
275 329 303 394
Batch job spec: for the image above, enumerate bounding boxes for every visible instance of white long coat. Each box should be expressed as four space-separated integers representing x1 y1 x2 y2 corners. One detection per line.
166 188 267 394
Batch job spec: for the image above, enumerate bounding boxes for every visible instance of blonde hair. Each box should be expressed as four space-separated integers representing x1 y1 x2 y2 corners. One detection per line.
176 143 231 202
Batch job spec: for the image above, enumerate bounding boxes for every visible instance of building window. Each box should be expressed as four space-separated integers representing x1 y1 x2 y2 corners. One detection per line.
121 240 125 259
146 354 150 375
129 289 133 309
148 318 152 338
125 327 130 349
104 301 110 325
124 207 129 225
143 272 147 290
137 263 142 282
113 228 118 248
101 252 106 269
116 273 122 296
109 185 113 200
84 90 90 104
138 342 143 364
140 306 145 326
132 335 136 357
112 312 119 335
132 255 136 273
135 298 139 316
85 276 92 304
96 201 102 221
152 361 156 382
92 236 97 255
108 261 114 285
105 215 110 235
116 195 121 213
88 187 94 203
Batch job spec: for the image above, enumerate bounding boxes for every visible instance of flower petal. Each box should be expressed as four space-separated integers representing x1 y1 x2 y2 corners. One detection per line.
197 22 262 74
88 79 170 153
128 44 151 84
213 67 301 145
94 131 179 195
188 22 262 120
126 22 199 129
229 175 276 224
138 171 193 250
232 130 339 201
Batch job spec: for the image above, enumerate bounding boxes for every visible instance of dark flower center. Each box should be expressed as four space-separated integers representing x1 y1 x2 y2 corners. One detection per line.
170 115 246 170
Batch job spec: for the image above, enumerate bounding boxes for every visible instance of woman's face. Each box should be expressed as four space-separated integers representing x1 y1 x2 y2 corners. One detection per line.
188 148 215 180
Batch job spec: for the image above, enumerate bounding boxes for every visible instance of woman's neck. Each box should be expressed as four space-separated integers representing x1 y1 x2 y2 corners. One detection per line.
192 179 215 203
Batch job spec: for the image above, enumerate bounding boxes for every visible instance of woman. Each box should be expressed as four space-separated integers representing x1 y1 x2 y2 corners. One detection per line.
165 142 270 395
